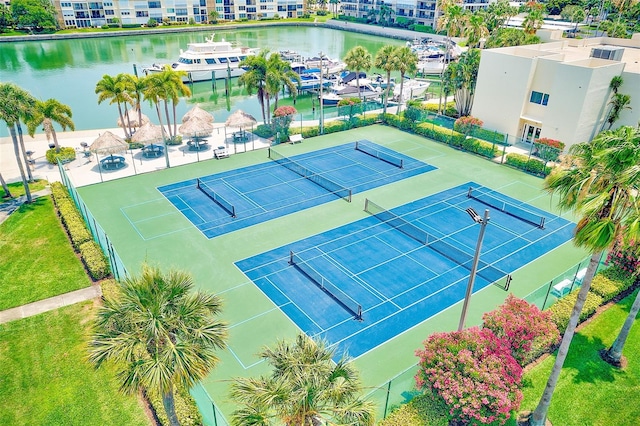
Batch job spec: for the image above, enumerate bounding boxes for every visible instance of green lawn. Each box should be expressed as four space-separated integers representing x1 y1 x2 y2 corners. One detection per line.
0 302 150 426
510 289 640 425
1 179 49 203
0 197 90 310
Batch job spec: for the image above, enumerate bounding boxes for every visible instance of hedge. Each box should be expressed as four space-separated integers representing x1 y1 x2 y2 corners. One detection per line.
461 137 500 159
505 153 552 177
79 241 110 280
414 121 464 146
379 391 448 426
147 387 203 426
46 147 76 165
548 291 604 333
590 267 636 302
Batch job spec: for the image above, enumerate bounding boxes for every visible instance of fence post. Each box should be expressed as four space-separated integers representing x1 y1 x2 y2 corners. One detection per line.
383 380 392 419
542 280 553 310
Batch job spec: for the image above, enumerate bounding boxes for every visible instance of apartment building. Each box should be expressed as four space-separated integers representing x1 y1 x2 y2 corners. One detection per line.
54 0 303 28
340 0 493 29
471 34 640 148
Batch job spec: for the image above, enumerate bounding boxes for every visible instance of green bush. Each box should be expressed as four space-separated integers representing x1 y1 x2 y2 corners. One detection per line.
324 121 347 133
46 147 76 165
147 387 203 426
590 267 636 302
461 137 499 159
411 24 437 34
379 391 449 426
79 241 110 281
165 135 182 146
548 291 603 333
505 153 552 177
470 126 506 145
51 183 92 249
100 278 121 301
253 124 275 138
128 142 144 150
424 102 457 117
414 122 464 146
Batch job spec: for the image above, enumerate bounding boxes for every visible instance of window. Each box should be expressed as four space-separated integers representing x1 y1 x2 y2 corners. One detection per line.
149 1 162 8
136 11 149 17
530 91 549 106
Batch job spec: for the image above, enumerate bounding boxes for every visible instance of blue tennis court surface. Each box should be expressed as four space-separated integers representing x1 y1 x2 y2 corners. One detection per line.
158 141 435 238
235 182 575 359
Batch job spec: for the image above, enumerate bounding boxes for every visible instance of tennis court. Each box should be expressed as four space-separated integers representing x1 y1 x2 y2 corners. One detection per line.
157 140 435 238
236 182 575 359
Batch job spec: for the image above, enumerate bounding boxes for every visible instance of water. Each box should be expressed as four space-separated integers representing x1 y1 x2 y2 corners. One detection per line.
0 27 406 137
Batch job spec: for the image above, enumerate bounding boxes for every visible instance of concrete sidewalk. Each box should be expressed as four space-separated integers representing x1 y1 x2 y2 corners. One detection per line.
0 285 102 325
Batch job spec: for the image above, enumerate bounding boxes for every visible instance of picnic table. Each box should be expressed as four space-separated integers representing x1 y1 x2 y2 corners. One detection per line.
142 144 164 158
232 131 249 143
188 139 209 151
100 155 126 170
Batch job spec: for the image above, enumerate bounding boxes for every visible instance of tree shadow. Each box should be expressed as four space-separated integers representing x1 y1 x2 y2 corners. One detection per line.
561 332 626 384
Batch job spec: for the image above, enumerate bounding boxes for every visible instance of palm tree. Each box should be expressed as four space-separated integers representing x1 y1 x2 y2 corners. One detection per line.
265 52 300 123
374 44 398 114
95 73 132 139
229 333 376 426
465 13 489 48
238 50 269 124
329 0 340 17
603 285 640 366
606 93 632 129
344 46 373 101
437 2 467 38
0 83 36 202
392 46 418 115
529 125 640 426
142 71 172 167
121 73 148 135
27 98 75 153
523 1 545 35
90 265 228 426
0 172 12 198
163 68 191 138
443 48 481 116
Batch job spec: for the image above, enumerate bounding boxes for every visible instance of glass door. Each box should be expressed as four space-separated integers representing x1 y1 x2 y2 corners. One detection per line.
522 124 542 144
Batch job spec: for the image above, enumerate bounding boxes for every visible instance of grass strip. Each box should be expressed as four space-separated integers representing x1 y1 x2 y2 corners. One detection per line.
0 197 89 310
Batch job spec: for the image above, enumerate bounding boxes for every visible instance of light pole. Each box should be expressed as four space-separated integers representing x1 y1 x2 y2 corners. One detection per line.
319 51 325 135
458 207 490 331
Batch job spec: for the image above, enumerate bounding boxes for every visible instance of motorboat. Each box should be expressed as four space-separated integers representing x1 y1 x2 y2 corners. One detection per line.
296 68 333 90
417 59 448 75
330 79 383 100
320 93 343 106
143 33 259 83
287 54 346 77
393 78 431 102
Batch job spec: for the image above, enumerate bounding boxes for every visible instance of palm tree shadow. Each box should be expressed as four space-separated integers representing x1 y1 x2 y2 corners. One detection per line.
561 333 625 384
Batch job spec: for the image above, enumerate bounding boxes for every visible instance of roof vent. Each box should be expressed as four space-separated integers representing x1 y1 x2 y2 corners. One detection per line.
590 46 624 61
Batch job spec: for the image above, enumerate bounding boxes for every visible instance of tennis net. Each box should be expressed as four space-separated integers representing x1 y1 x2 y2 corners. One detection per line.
467 187 545 228
355 140 404 168
268 148 352 202
364 198 511 287
289 251 363 321
196 178 236 218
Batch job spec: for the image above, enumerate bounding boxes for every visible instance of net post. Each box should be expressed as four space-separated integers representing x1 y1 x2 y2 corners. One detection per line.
231 205 236 218
400 159 404 169
196 178 201 189
364 198 369 212
347 190 352 203
356 305 363 322
539 217 545 229
467 187 473 198
505 274 512 291
289 250 294 265
267 147 272 159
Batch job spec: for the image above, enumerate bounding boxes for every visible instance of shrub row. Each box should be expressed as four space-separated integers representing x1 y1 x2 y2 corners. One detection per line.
461 137 500 159
50 182 110 281
505 153 552 177
46 147 76 165
545 265 635 334
146 388 203 426
379 391 448 426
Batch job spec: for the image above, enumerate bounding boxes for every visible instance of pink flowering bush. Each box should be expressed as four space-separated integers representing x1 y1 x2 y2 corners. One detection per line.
272 106 297 143
482 294 560 366
453 116 483 134
606 237 640 277
415 328 523 425
533 138 565 162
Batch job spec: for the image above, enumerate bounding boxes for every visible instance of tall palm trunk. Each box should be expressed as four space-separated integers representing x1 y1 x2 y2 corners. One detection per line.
161 385 181 426
530 251 601 425
16 123 34 182
172 102 178 137
9 125 32 203
154 102 171 169
163 101 173 139
603 288 640 365
397 73 406 115
383 70 392 114
0 172 12 198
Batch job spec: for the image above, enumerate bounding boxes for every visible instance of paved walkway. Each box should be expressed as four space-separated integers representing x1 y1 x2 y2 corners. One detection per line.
0 285 102 325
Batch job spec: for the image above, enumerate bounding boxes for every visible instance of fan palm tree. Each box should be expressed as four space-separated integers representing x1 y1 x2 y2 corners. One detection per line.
95 73 132 138
265 52 300 123
163 69 191 138
523 1 545 35
238 50 270 124
393 46 419 115
229 333 376 426
121 73 148 135
344 46 373 101
27 98 75 153
437 2 467 38
443 48 481 117
374 44 398 114
142 71 173 167
0 83 36 202
606 93 632 129
90 265 228 426
465 13 489 48
529 125 640 426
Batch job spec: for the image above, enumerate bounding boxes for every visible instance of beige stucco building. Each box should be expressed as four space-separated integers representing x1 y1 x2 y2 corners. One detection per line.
472 34 640 148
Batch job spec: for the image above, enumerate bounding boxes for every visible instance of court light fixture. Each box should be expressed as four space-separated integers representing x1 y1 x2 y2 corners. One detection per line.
458 208 490 331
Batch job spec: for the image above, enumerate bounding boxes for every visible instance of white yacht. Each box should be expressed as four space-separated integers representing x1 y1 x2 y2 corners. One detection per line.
143 34 259 83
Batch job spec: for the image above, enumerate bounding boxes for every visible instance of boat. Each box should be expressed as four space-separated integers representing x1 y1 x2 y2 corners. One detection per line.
329 79 383 101
393 78 431 102
296 68 333 90
143 33 259 83
320 93 343 106
285 53 346 77
416 59 448 75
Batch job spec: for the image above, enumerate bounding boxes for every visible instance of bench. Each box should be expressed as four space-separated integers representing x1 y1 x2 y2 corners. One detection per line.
289 134 304 144
551 278 573 298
